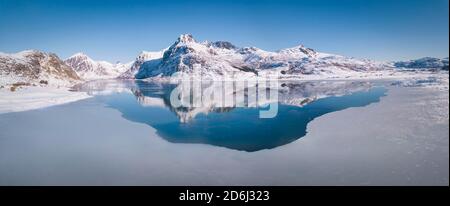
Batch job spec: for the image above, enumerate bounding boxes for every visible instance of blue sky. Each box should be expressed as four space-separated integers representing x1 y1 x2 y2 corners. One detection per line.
0 0 448 62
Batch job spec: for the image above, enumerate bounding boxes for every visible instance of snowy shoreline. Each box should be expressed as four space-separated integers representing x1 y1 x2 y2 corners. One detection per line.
0 71 447 114
0 86 90 114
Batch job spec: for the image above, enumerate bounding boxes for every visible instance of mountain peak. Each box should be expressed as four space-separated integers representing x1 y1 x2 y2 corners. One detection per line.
68 52 91 59
177 34 195 43
279 44 317 58
210 41 237 50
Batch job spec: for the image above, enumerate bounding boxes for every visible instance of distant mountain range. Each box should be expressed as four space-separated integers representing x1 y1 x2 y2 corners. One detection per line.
135 34 387 80
1 34 448 87
64 53 131 80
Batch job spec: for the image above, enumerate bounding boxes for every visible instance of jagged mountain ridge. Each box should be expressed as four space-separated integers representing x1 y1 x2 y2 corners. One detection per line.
135 34 386 80
68 35 448 80
2 34 448 87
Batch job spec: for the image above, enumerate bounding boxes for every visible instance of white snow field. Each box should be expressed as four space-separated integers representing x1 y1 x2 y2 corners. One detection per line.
0 86 90 114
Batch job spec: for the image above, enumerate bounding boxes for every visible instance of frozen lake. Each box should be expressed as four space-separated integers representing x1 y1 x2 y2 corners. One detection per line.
0 80 448 185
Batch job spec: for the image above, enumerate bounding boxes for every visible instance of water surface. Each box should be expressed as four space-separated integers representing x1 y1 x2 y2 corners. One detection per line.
81 80 386 152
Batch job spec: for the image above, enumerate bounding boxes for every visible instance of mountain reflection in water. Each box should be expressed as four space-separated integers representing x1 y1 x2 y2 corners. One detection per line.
74 80 386 152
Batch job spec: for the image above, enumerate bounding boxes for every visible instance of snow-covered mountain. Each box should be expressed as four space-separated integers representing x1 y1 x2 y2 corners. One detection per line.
393 57 449 70
135 34 385 80
64 53 132 80
0 50 81 88
135 34 255 80
118 50 165 79
2 35 447 85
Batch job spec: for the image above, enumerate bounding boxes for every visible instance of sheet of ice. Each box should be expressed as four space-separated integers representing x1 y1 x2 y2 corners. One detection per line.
0 86 90 114
0 83 447 185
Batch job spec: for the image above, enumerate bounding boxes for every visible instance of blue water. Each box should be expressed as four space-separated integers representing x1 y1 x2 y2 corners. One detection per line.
94 81 387 152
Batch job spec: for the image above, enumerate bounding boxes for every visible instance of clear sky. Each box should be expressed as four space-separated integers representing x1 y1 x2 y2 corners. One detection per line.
0 0 448 62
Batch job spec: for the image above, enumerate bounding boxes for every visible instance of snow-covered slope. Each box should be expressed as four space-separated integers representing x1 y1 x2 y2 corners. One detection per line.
136 34 256 80
0 50 81 88
135 34 386 80
118 50 165 79
64 53 132 80
393 57 449 70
